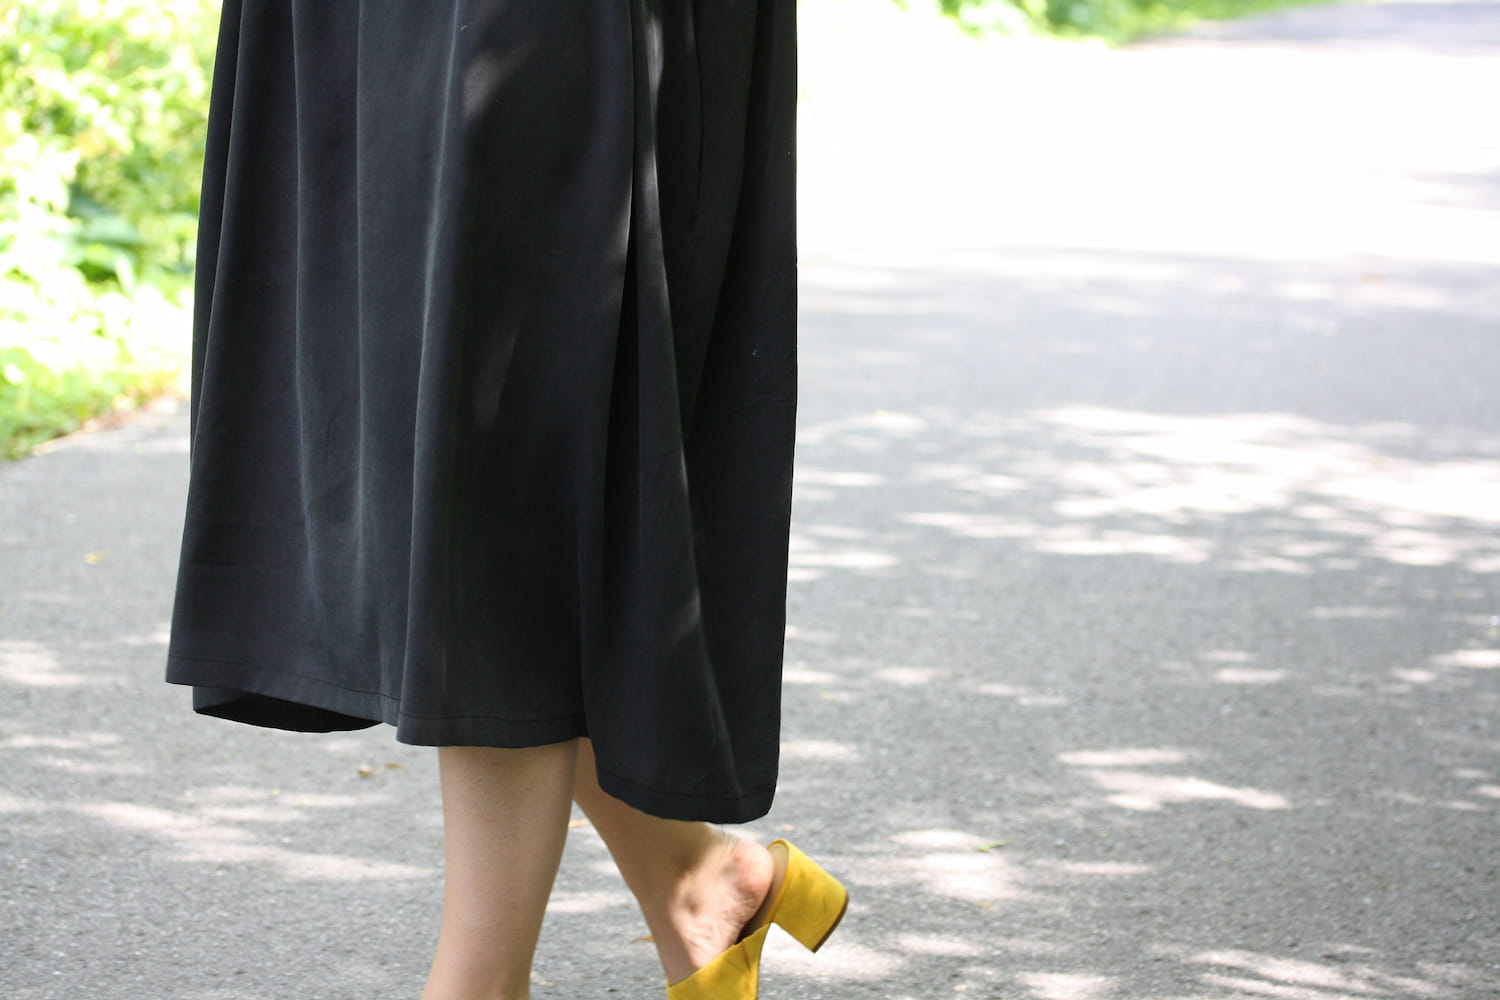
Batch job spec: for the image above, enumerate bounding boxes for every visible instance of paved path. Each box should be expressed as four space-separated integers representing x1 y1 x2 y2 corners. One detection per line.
3 2 1498 997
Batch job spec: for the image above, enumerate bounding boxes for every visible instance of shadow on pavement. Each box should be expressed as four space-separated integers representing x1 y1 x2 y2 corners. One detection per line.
4 0 1500 994
766 245 1500 998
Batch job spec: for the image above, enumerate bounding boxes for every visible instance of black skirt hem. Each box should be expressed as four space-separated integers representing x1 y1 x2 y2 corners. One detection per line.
166 651 772 823
168 651 587 746
594 766 774 825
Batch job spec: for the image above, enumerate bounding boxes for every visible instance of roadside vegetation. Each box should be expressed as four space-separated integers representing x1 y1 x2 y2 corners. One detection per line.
1 0 1320 459
931 0 1318 41
0 0 215 458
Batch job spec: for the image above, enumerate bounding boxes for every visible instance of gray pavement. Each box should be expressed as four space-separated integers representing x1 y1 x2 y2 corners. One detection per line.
3 1 1499 997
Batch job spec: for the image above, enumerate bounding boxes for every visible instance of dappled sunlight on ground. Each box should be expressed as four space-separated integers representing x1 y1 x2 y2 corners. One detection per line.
793 400 1500 581
0 638 90 687
3 1 1498 996
1018 970 1118 1000
0 401 453 990
1188 947 1491 999
77 800 432 881
772 218 1499 992
1066 759 1293 812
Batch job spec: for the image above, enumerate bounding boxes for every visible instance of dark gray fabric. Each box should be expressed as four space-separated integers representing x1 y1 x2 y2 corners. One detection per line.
167 0 798 823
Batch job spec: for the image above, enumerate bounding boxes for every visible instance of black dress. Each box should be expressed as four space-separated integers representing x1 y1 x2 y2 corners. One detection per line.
166 0 798 823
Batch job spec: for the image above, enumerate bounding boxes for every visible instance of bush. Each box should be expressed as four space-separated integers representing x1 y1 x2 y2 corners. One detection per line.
931 0 1314 41
0 0 217 458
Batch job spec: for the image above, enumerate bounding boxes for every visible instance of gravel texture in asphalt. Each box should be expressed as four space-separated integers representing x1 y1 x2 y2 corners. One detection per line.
3 1 1498 997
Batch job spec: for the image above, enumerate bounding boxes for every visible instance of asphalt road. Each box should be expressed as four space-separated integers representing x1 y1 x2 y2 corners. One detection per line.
3 1 1498 998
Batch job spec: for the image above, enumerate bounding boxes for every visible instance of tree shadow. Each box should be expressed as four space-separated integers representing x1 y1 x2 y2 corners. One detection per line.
747 245 1500 998
0 408 453 998
2 240 1497 998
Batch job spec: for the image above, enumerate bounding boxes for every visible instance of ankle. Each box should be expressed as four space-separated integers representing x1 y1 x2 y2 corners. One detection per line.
674 831 772 907
651 833 775 983
725 835 777 920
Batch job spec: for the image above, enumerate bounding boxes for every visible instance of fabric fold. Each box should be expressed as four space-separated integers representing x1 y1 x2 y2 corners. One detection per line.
168 0 798 823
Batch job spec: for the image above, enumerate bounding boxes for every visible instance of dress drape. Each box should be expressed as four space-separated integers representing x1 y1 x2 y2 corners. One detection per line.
166 0 798 823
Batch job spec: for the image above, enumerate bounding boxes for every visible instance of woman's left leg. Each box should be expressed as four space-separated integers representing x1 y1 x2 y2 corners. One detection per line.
422 741 580 1000
571 739 775 985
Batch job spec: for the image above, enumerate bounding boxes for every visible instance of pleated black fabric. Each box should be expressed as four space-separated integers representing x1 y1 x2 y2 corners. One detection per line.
166 0 798 822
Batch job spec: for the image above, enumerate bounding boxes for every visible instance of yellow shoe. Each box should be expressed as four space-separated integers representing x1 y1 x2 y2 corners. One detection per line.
665 840 848 1000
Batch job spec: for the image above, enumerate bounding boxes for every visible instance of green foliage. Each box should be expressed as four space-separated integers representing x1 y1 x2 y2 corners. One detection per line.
0 0 217 458
930 0 1317 41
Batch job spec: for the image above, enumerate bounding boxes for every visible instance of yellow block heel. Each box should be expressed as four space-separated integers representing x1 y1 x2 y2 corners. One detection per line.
666 840 848 1000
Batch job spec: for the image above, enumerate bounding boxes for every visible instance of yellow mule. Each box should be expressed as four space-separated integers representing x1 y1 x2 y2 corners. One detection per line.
666 841 849 1000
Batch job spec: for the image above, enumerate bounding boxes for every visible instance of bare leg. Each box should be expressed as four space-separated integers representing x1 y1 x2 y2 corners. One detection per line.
572 739 776 985
422 742 579 1000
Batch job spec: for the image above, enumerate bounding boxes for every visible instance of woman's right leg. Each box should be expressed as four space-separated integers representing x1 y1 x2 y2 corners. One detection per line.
423 742 579 1000
571 739 776 985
